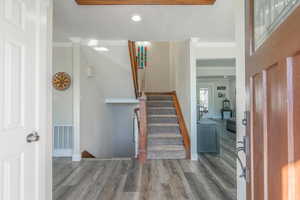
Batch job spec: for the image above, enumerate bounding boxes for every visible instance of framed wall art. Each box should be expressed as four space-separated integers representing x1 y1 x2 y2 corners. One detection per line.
52 72 72 91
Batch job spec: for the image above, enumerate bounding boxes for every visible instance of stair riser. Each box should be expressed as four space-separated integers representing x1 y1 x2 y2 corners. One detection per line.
148 109 176 115
148 117 178 124
147 150 186 159
148 138 183 145
147 96 173 101
147 102 174 107
148 126 180 134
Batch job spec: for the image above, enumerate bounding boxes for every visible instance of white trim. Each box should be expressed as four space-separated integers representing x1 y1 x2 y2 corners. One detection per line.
72 154 82 162
196 42 236 48
105 98 139 104
72 42 81 162
234 0 246 199
81 39 128 46
53 122 73 126
190 39 198 161
44 0 53 200
69 38 128 47
53 149 73 157
53 42 72 47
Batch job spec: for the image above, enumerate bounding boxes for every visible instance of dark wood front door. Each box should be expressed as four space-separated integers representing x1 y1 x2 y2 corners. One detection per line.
246 2 300 200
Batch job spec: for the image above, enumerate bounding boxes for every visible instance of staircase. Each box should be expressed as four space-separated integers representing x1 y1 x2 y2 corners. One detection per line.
146 94 186 159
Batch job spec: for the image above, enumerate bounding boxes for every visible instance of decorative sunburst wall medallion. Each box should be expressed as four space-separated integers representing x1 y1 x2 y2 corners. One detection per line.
52 72 71 91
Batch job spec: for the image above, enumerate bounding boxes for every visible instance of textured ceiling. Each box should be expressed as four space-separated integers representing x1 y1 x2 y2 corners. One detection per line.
53 0 235 42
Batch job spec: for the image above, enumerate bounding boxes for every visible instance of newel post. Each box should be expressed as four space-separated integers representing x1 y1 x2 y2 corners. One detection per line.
138 92 147 163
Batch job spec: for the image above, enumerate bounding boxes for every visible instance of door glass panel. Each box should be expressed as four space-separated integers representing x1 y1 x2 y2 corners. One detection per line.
199 88 209 118
254 0 300 49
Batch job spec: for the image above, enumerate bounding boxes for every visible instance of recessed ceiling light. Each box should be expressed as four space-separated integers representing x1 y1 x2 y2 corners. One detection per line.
94 46 109 52
131 15 142 22
88 39 98 47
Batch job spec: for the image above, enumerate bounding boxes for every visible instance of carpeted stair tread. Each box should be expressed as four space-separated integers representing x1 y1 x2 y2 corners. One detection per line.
147 107 175 109
147 100 173 102
148 133 182 138
148 123 179 126
148 115 178 124
145 93 186 160
147 95 173 101
148 144 185 151
148 115 177 117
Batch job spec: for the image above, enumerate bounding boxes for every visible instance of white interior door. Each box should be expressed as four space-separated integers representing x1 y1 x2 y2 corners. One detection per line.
0 0 47 199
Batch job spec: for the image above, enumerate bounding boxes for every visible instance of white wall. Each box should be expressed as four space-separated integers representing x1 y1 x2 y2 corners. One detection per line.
169 40 197 159
140 42 172 92
197 77 236 119
52 46 73 124
79 43 136 158
80 50 113 157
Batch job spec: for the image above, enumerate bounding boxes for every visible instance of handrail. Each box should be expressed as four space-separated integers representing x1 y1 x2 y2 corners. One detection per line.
128 40 139 98
129 41 147 163
172 91 191 159
137 92 147 163
134 107 140 132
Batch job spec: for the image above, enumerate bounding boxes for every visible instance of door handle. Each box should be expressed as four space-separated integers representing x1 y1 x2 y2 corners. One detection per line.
27 131 40 143
236 136 250 182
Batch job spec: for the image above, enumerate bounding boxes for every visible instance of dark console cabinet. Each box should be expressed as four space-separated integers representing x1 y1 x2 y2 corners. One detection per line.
197 119 220 154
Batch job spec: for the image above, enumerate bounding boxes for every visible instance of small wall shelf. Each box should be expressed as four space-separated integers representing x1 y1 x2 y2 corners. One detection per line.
105 98 139 104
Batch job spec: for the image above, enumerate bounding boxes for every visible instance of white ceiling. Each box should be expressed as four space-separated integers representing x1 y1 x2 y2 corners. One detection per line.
53 0 235 42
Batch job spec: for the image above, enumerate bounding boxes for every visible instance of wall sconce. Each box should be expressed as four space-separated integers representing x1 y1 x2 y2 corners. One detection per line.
87 66 94 78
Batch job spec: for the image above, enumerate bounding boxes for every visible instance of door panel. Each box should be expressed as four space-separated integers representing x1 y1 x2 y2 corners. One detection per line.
287 53 300 200
250 73 264 200
0 0 44 199
246 1 300 200
266 63 288 200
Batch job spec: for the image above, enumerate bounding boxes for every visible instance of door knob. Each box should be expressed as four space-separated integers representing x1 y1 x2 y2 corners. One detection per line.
27 131 40 143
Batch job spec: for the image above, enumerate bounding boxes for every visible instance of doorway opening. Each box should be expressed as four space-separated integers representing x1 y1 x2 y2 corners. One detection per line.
196 58 237 199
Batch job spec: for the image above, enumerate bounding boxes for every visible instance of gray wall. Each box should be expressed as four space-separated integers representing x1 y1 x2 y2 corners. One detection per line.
110 105 136 157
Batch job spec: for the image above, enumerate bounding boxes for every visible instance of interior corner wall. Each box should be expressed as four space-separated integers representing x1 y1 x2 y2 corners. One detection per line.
79 44 136 158
52 46 73 124
79 49 113 158
141 42 172 92
169 40 195 158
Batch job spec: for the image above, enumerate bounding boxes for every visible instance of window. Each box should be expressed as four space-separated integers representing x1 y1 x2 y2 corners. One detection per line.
254 0 300 49
199 88 209 113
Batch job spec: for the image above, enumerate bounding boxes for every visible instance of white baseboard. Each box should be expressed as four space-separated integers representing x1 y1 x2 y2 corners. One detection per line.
72 154 82 162
191 153 198 161
53 149 73 157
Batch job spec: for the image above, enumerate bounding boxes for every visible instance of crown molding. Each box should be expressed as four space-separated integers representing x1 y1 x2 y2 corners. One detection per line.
75 0 215 5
